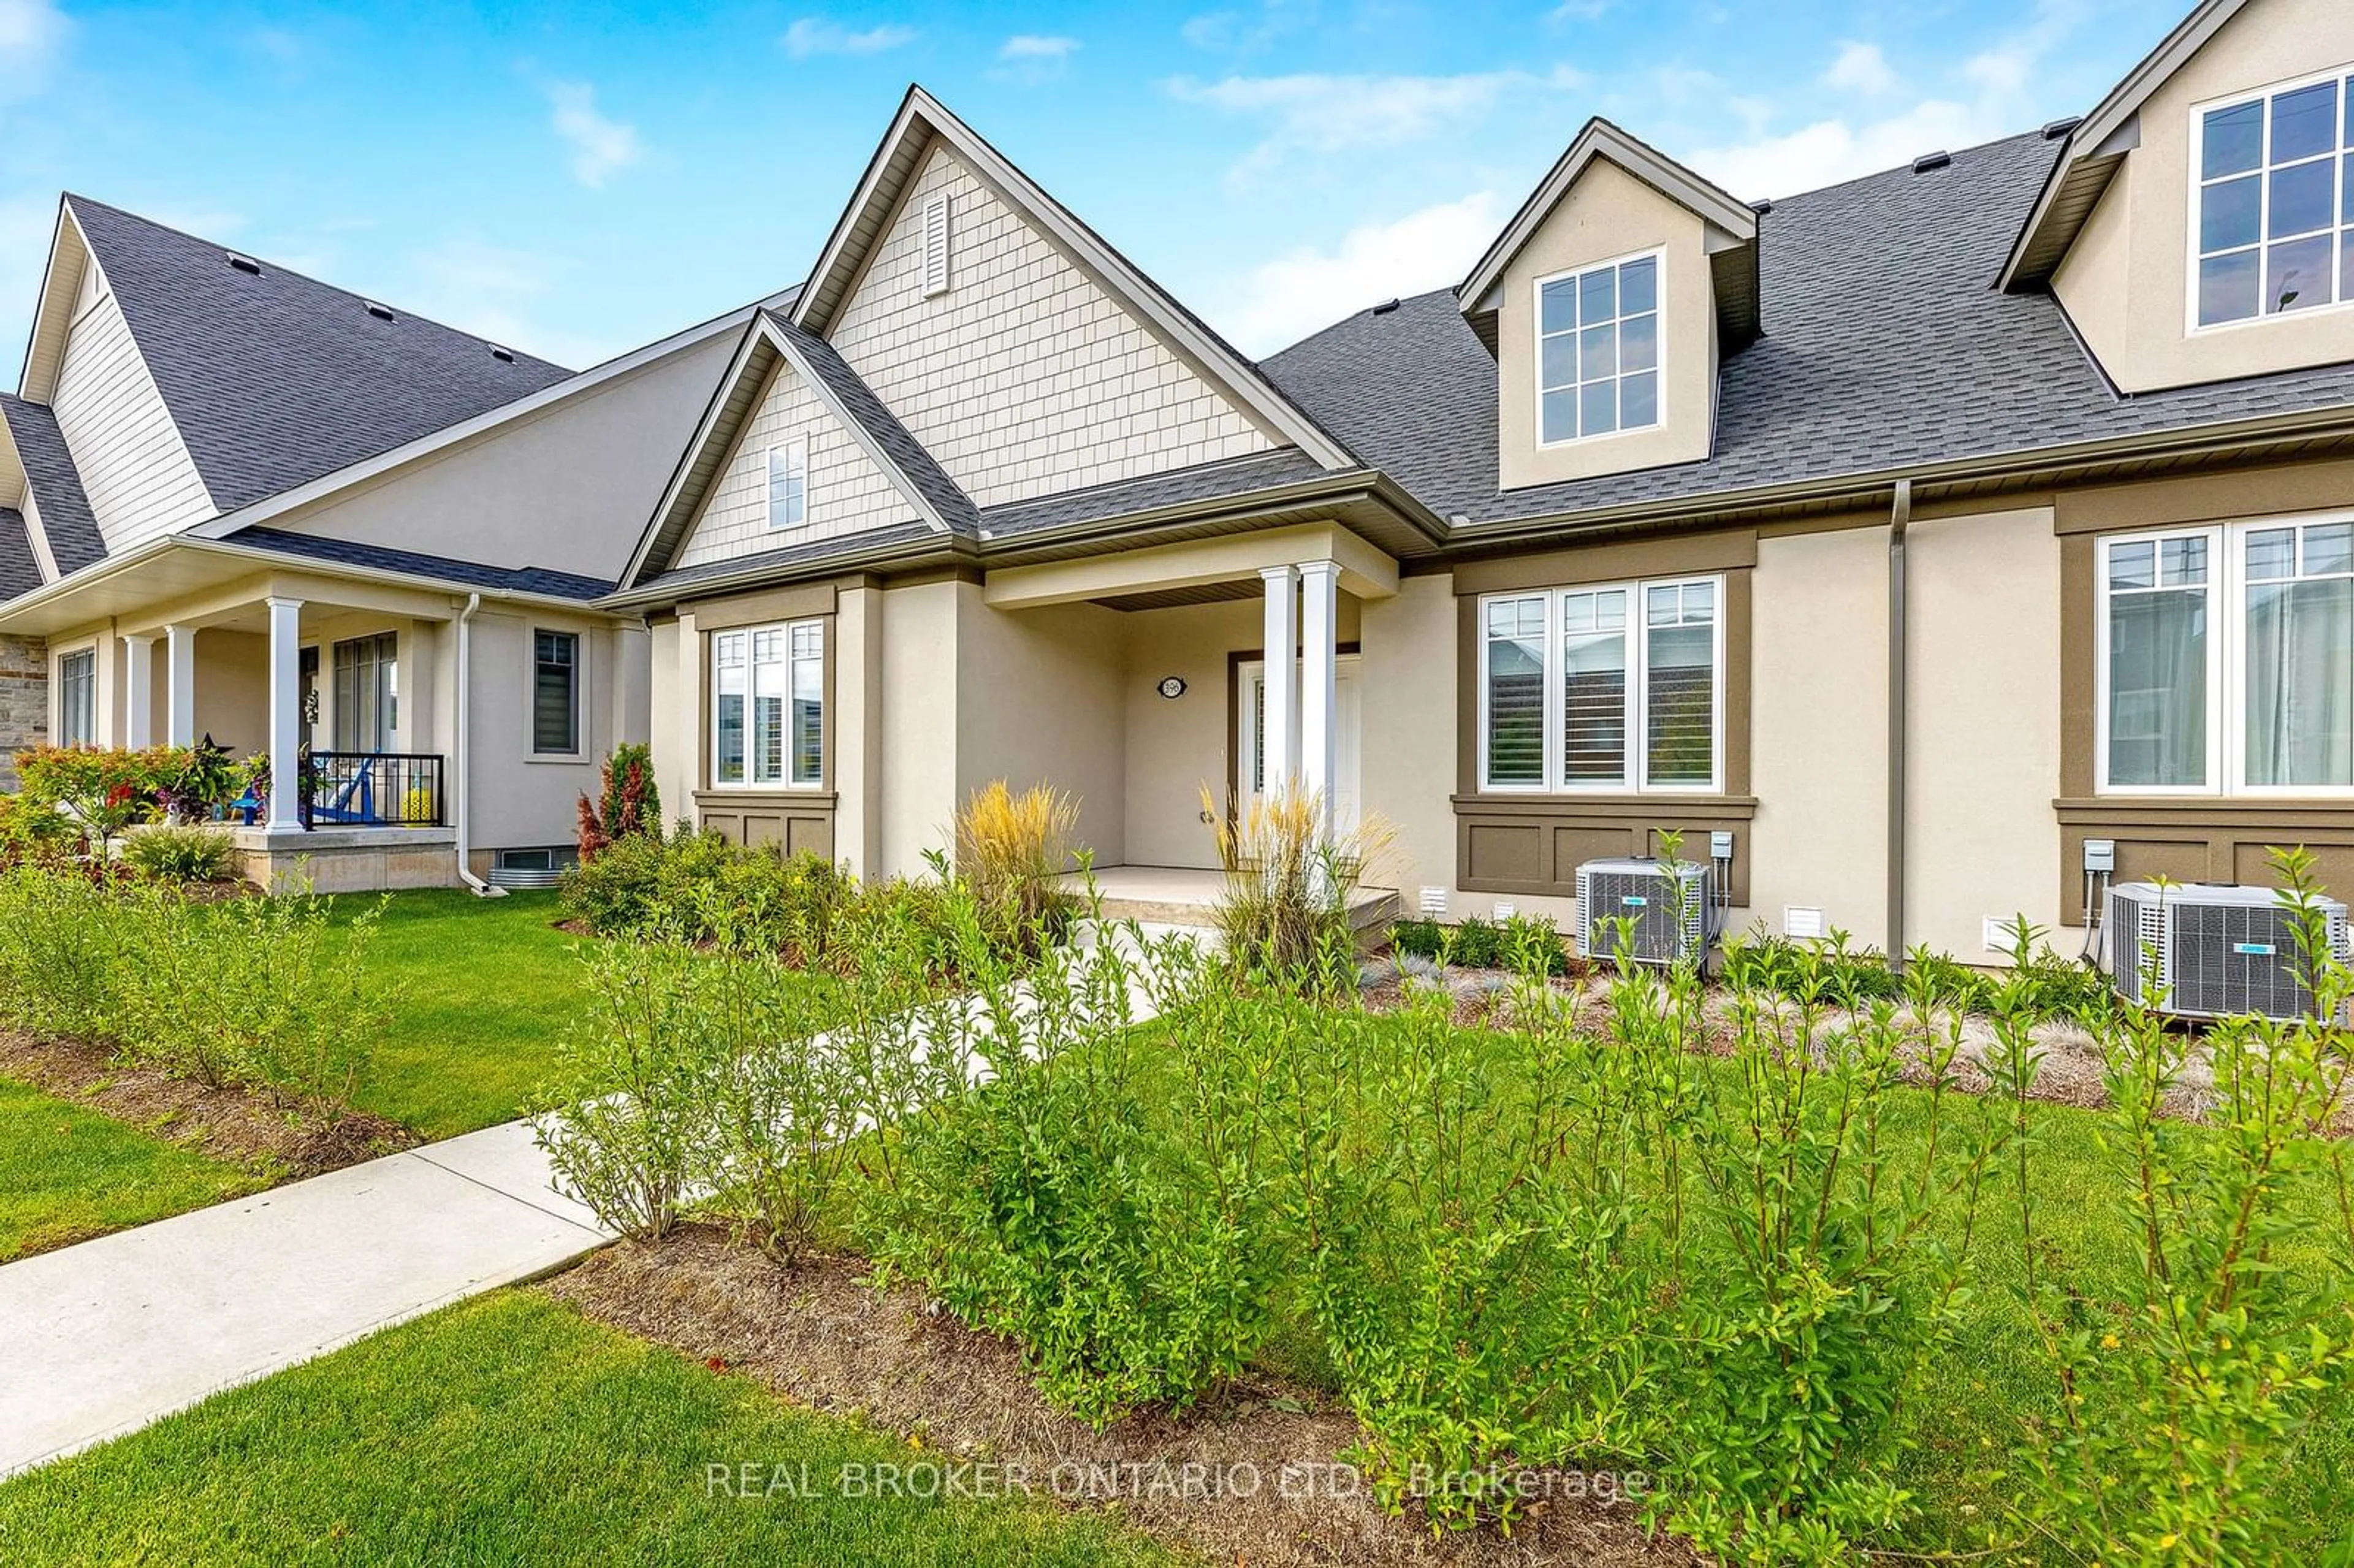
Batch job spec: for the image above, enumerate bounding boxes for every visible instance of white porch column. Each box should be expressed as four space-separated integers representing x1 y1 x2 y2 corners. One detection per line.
120 635 154 749
1298 559 1339 835
265 597 304 831
164 623 197 747
1259 565 1298 798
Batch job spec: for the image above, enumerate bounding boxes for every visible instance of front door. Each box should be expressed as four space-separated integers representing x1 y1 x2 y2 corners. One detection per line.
1236 654 1362 834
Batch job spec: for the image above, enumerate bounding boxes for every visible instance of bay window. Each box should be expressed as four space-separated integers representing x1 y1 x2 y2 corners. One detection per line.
1480 575 1723 792
2099 516 2353 794
711 619 823 788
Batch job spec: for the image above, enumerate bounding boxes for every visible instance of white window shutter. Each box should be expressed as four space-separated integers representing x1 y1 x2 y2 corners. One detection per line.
921 195 951 297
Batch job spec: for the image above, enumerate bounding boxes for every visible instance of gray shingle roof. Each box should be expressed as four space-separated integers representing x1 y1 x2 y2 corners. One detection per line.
978 448 1338 538
1260 131 2354 525
766 310 980 535
67 196 574 516
0 393 102 572
233 527 615 601
633 520 942 595
0 509 40 599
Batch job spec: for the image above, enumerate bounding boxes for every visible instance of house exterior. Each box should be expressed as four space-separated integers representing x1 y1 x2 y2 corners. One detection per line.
607 0 2354 962
0 197 774 889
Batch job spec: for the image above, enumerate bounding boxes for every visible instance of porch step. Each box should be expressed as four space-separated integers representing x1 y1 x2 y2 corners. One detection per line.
1075 875 1399 943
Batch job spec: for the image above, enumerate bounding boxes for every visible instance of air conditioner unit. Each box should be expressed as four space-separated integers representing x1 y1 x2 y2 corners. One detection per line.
2104 881 2351 1022
1577 857 1712 967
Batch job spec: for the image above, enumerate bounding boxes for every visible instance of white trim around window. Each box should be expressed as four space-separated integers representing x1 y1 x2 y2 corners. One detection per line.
2096 513 2354 797
2184 62 2354 335
1477 574 1724 794
765 436 809 532
1532 246 1665 449
709 618 824 790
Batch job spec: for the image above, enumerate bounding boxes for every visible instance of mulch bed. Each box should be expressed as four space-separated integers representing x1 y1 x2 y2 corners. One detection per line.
0 1030 417 1176
543 1228 1694 1568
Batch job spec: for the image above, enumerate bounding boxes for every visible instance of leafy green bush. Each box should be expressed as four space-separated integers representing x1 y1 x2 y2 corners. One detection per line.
0 865 385 1111
1388 913 1571 975
121 823 237 883
558 831 851 962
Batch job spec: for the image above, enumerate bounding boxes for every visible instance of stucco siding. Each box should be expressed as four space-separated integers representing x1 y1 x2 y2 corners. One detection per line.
828 141 1275 509
1358 576 1460 904
1906 507 2065 959
877 580 961 879
1748 527 1889 948
956 588 1128 867
674 359 916 569
272 332 738 584
463 609 618 851
49 261 213 553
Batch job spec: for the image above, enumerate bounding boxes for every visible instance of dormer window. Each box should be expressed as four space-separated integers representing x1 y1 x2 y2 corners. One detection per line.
766 437 809 531
2193 69 2354 328
1535 250 1661 446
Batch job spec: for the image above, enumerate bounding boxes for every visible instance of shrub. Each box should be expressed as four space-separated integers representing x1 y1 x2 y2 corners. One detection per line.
121 823 237 883
558 831 850 960
952 780 1077 952
576 743 663 862
1388 913 1571 975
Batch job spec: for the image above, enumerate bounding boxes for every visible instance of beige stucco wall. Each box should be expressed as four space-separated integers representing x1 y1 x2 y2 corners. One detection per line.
1497 157 1716 490
875 580 961 879
828 140 1276 509
648 615 694 836
1905 506 2065 959
1121 599 1254 869
270 329 737 584
1748 526 1889 949
955 587 1128 868
1358 574 1462 907
2052 0 2354 392
464 609 618 851
673 359 919 569
191 628 268 753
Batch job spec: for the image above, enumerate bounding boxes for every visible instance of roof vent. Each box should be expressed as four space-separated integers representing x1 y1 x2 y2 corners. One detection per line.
489 345 516 363
1749 197 1773 215
1912 150 1951 173
363 300 395 322
2041 114 2083 140
225 252 262 275
1370 297 1400 316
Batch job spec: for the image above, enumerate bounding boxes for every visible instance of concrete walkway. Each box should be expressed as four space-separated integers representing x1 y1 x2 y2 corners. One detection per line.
0 1119 609 1477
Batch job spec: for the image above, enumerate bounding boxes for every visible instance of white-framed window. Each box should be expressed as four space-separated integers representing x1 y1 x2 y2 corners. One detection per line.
711 619 823 789
766 437 809 531
1534 249 1662 446
2097 515 2353 795
1479 575 1723 793
532 630 580 755
2191 66 2354 329
921 194 952 297
56 647 94 747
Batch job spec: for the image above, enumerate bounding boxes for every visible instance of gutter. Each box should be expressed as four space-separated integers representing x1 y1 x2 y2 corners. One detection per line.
452 592 504 899
1886 479 1912 972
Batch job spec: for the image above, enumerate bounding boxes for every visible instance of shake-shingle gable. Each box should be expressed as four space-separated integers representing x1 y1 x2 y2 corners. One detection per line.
1260 129 2354 528
64 196 573 516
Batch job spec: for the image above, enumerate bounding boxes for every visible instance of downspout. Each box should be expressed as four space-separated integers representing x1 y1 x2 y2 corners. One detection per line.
1886 479 1912 972
453 593 505 899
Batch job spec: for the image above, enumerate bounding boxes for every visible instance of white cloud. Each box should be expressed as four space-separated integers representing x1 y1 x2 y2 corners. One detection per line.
0 0 66 104
546 82 644 190
1822 40 1897 97
1180 1 1309 54
1211 191 1504 355
1683 13 2074 201
780 18 917 58
992 34 1080 84
1169 65 1583 183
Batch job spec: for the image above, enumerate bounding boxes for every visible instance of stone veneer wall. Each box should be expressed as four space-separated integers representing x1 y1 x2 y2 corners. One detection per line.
0 635 46 788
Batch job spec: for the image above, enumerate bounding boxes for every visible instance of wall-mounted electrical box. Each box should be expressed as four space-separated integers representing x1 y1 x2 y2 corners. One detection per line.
1709 830 1735 860
2082 839 2115 873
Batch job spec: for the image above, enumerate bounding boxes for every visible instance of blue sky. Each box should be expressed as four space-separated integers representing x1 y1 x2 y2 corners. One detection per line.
0 0 2194 373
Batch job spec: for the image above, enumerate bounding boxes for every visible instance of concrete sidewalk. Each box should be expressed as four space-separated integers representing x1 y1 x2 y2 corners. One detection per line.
0 1120 610 1477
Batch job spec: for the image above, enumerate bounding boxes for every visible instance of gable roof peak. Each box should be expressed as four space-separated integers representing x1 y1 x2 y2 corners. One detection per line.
1457 116 1762 354
788 85 1355 470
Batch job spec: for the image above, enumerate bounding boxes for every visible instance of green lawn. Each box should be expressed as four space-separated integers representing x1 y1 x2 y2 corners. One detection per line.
0 1076 266 1261
0 1290 1178 1568
328 890 597 1139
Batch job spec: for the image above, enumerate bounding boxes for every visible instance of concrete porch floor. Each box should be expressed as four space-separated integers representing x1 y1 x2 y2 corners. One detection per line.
1066 864 1398 933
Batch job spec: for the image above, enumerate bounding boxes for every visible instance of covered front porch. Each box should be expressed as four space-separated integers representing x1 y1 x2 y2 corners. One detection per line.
981 520 1403 921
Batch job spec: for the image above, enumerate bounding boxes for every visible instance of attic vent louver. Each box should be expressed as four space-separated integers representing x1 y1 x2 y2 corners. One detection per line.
2041 115 2083 140
1371 297 1400 315
226 252 262 275
920 194 951 298
1911 150 1951 173
489 346 516 363
364 301 395 321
